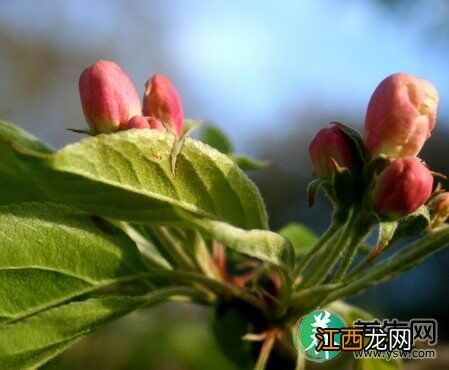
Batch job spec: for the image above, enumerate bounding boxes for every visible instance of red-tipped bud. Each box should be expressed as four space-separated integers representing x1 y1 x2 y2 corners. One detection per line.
142 74 184 137
79 60 142 134
364 73 438 159
309 123 359 178
373 157 433 218
430 192 449 226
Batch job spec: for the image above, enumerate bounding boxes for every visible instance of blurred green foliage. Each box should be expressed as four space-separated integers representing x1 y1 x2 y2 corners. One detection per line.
44 303 237 370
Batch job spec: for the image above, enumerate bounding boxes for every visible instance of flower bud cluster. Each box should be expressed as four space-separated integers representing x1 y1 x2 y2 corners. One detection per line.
309 73 439 219
79 60 184 136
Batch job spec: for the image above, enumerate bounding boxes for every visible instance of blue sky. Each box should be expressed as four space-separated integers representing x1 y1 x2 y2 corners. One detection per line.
1 0 448 150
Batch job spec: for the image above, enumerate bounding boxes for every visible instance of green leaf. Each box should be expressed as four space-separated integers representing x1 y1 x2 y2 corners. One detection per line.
191 230 222 280
0 289 191 370
199 125 234 154
374 221 398 256
116 223 171 269
0 120 52 154
278 223 317 255
394 205 431 240
8 129 267 229
149 226 196 270
198 124 268 171
231 154 270 171
187 217 295 271
354 358 402 370
0 202 148 322
0 121 52 205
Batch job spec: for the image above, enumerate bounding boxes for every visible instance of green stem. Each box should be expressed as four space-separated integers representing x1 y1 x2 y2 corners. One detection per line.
150 226 196 270
343 256 372 282
333 211 374 281
294 208 348 279
321 226 449 306
300 209 354 288
140 268 269 315
287 283 344 321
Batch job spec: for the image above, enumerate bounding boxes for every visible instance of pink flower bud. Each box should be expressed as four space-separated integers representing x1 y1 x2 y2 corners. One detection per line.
127 116 151 129
147 116 165 131
126 116 165 131
142 74 184 137
364 73 438 159
79 60 142 134
373 157 433 218
309 123 359 177
430 192 449 226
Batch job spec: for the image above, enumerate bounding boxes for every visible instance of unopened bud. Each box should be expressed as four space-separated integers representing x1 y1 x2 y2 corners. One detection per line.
127 116 151 129
309 123 359 178
373 157 433 218
79 60 142 134
142 74 184 137
364 73 438 159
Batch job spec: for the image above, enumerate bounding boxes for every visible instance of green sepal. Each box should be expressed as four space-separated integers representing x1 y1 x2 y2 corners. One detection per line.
306 178 327 207
371 220 399 259
334 122 367 163
393 205 431 240
333 168 359 206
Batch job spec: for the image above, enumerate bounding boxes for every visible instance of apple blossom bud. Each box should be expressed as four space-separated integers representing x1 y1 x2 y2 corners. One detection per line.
309 123 359 177
126 115 167 132
127 116 151 129
430 192 449 226
79 60 142 134
364 73 438 159
142 74 184 137
373 157 433 218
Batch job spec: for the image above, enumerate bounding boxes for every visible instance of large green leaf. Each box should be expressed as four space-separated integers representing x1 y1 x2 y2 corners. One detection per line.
278 223 317 255
230 154 269 171
0 290 190 370
187 217 295 271
199 124 234 154
7 128 267 229
0 121 52 205
0 202 148 322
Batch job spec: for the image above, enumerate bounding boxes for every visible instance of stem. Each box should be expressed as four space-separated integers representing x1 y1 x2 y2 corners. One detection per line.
300 209 354 288
140 268 269 315
287 283 344 321
343 255 372 282
255 331 276 370
321 226 449 306
294 208 348 279
333 211 374 281
150 226 196 270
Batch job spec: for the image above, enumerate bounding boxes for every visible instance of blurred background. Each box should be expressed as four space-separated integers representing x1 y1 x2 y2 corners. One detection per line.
1 1 448 369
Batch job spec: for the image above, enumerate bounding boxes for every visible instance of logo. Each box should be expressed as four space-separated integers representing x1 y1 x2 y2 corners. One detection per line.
296 309 346 362
294 312 438 362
